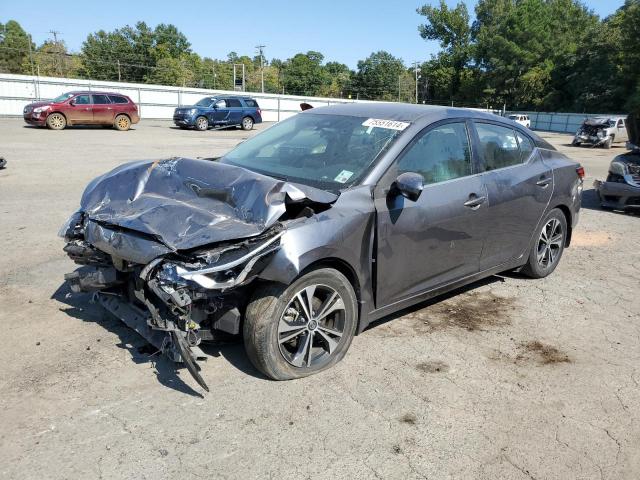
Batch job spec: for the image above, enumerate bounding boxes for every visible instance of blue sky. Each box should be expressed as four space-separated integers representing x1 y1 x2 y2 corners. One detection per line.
2 0 626 68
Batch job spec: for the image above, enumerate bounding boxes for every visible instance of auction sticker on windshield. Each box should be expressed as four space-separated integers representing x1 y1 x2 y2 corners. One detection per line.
362 118 410 131
334 170 354 183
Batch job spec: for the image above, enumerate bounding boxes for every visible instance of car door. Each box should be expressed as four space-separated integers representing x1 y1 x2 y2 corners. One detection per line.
91 94 115 125
374 120 490 307
473 122 553 270
212 99 230 124
226 98 244 125
67 94 92 124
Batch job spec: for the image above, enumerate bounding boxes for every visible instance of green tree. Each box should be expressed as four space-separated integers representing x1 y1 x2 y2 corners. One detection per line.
417 1 473 101
353 51 405 100
0 20 33 74
30 40 81 78
281 51 330 96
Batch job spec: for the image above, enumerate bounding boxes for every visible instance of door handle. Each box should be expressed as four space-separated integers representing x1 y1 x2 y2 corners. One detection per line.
464 195 486 209
536 177 552 188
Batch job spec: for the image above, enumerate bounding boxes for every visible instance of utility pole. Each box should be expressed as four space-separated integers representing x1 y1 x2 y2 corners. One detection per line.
117 60 121 82
27 33 35 76
413 61 421 104
398 75 401 102
49 30 63 77
255 44 266 93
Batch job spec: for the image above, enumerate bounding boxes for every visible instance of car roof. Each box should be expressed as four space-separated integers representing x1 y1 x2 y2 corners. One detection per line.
67 91 128 96
303 102 500 124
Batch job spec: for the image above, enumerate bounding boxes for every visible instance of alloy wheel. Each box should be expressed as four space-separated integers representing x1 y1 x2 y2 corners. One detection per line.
242 117 253 130
48 114 64 129
196 117 208 130
117 116 130 130
537 218 563 269
277 284 346 368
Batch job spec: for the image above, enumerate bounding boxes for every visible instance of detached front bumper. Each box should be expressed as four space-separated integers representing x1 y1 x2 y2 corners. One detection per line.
594 178 640 210
574 134 607 147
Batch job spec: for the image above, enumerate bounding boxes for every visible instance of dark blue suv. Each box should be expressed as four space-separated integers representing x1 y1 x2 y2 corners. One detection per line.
173 96 263 131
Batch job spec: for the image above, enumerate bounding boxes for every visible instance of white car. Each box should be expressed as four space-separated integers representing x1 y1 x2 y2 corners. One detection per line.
508 114 531 129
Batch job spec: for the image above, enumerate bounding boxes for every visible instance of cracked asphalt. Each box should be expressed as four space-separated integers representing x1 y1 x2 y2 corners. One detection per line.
0 119 638 479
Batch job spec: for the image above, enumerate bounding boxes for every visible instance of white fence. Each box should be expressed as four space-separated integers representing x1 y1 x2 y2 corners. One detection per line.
0 73 360 122
508 111 624 134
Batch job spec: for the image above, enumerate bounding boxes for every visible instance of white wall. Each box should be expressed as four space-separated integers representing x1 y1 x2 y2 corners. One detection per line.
0 73 360 122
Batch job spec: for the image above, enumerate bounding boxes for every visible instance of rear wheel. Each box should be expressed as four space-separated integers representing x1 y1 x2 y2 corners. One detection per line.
195 116 209 131
114 114 131 131
244 268 358 380
571 139 581 147
522 209 567 279
241 116 254 131
46 113 66 130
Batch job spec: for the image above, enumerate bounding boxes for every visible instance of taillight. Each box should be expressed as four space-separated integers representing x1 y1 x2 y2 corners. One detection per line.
257 108 262 116
576 166 585 179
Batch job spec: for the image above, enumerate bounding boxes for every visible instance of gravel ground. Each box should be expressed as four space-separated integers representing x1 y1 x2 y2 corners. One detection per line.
0 119 638 480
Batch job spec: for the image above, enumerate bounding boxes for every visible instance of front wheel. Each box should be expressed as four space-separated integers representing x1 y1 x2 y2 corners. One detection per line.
241 116 254 131
603 136 612 149
195 116 208 131
244 268 358 380
46 113 66 130
522 209 567 279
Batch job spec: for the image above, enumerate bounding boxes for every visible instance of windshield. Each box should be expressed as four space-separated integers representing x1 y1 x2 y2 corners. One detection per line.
221 113 404 191
52 92 74 103
196 97 213 107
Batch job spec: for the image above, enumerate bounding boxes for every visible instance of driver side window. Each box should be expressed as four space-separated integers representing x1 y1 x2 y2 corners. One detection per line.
74 95 90 105
396 122 472 185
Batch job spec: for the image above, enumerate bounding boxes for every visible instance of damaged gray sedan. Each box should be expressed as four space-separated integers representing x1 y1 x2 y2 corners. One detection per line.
61 103 583 389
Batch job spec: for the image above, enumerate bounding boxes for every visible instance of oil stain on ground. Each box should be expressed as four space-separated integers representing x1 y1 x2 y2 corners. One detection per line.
418 291 515 333
517 341 571 365
368 290 517 337
416 361 450 374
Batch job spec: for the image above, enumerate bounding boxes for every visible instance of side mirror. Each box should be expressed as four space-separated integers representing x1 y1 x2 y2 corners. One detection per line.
69 99 75 106
394 172 424 202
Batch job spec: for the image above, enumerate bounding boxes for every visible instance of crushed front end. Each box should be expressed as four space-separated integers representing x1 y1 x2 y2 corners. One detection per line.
61 212 284 391
59 157 337 391
594 151 640 211
573 118 614 148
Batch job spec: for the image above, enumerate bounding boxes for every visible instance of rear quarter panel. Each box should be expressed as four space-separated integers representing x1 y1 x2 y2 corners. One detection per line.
539 148 582 229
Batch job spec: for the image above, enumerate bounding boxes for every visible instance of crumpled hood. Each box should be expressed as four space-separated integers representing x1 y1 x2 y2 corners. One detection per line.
80 157 337 253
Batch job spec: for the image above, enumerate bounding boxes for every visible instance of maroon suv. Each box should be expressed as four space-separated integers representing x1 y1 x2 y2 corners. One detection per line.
23 91 140 131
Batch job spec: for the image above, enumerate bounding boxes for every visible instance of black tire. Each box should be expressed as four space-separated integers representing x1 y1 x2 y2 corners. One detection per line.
195 116 208 131
571 140 581 147
522 208 567 279
46 112 66 130
244 268 358 380
241 116 254 131
114 114 131 131
603 136 612 149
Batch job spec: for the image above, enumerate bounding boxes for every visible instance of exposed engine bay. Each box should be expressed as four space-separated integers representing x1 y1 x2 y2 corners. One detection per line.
573 118 617 148
61 157 336 390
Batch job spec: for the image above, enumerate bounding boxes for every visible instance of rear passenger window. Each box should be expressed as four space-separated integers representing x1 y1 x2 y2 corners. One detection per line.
476 123 521 171
396 122 472 185
227 99 242 107
92 94 111 104
108 95 129 104
245 99 258 108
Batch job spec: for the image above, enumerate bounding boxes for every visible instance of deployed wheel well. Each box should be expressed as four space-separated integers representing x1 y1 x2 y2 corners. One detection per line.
552 204 573 247
116 113 131 120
